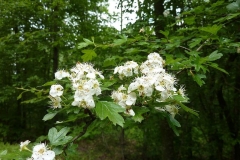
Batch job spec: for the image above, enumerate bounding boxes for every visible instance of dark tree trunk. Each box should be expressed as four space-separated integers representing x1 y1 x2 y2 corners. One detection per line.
159 120 175 160
153 1 176 159
153 0 165 38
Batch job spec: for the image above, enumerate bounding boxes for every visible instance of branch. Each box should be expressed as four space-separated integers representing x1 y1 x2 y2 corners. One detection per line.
63 109 96 154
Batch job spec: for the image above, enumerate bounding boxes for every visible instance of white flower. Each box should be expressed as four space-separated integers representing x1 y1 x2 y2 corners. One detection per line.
147 52 165 64
114 61 139 79
49 96 62 109
49 84 63 97
72 95 95 109
178 85 186 98
126 92 137 106
31 143 55 160
165 105 179 117
163 10 170 17
55 70 69 80
140 60 165 74
128 77 154 97
20 140 31 151
126 109 135 116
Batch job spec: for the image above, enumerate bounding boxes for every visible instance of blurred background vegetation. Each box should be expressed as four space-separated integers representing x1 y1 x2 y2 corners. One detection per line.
0 0 240 159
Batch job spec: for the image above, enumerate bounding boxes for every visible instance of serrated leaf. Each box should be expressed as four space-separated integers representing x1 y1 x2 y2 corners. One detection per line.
132 107 149 123
43 112 58 121
208 50 223 61
95 101 125 127
178 102 199 117
199 24 222 35
81 49 97 62
48 127 72 146
192 74 206 86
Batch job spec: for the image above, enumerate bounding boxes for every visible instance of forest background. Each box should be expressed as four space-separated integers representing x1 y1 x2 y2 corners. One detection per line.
0 0 240 159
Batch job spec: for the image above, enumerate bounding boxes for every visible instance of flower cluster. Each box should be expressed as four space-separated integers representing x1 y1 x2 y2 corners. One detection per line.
49 84 63 109
112 52 187 117
114 61 139 79
49 62 104 109
111 85 137 116
20 140 55 160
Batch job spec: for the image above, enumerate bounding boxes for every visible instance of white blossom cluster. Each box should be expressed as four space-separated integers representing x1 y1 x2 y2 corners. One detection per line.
114 61 139 79
49 62 104 109
20 140 55 160
112 52 187 117
111 85 137 116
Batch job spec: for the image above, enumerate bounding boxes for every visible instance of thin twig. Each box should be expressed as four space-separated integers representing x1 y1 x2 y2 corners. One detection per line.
179 45 191 51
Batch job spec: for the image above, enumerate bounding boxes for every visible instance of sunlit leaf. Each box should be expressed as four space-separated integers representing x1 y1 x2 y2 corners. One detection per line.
199 24 222 35
81 49 97 62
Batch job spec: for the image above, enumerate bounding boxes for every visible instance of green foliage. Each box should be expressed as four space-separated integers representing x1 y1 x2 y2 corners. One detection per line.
0 143 30 159
1 0 240 159
48 127 72 146
95 101 125 127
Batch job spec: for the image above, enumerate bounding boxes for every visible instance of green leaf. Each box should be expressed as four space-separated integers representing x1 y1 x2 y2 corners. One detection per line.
124 48 139 54
42 112 58 121
199 24 222 35
184 16 195 25
172 95 186 102
189 38 202 48
78 42 89 49
52 147 63 155
208 50 223 61
95 101 125 127
226 2 240 12
21 97 47 104
113 36 127 45
209 63 228 74
81 49 97 62
0 150 7 156
83 38 94 45
192 73 206 86
160 30 169 38
169 115 181 127
42 81 56 86
166 115 180 136
103 57 116 67
48 127 72 146
178 102 199 117
17 91 27 100
132 107 149 123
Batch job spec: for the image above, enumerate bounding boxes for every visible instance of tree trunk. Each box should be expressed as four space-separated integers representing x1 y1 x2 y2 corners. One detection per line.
159 120 175 160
